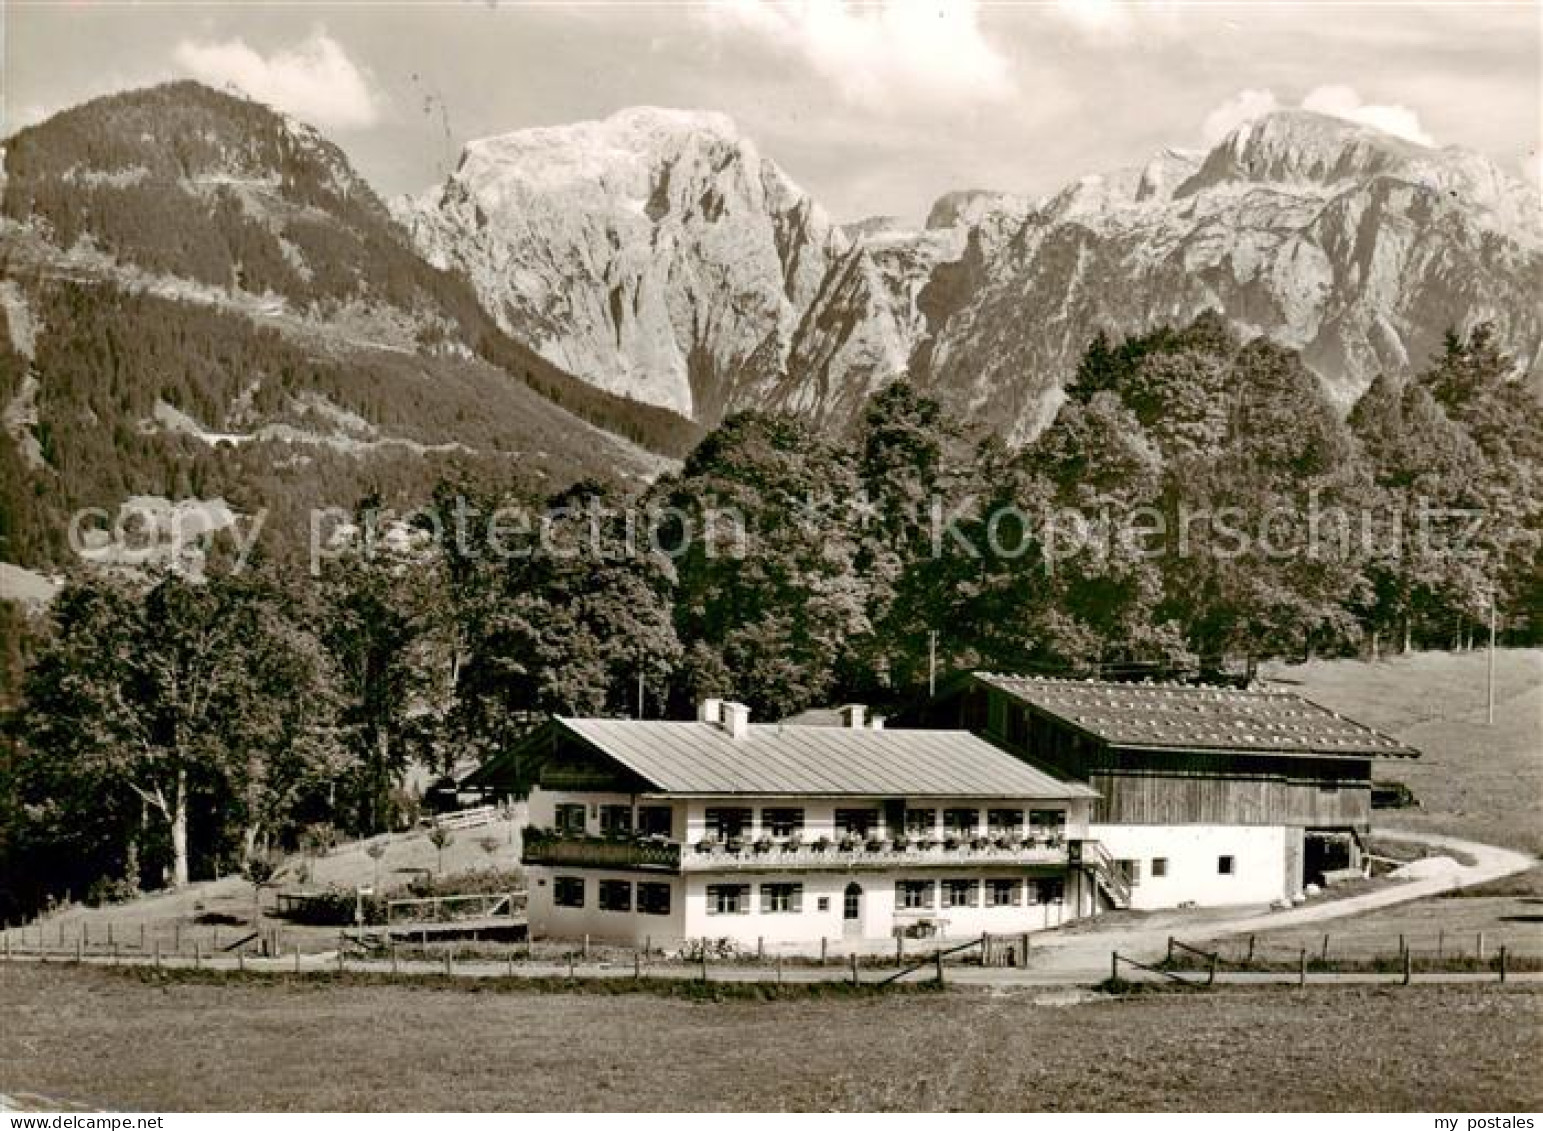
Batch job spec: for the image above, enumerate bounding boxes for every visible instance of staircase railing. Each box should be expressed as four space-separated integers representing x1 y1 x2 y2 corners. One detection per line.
1079 839 1132 908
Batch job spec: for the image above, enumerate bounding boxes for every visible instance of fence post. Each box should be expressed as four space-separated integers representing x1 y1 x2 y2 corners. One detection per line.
1246 934 1255 964
1021 932 1031 965
1298 948 1307 989
1477 931 1486 962
896 935 904 967
75 938 83 964
174 923 181 952
107 922 114 948
508 947 516 978
935 949 945 985
194 940 202 970
445 948 453 978
1402 947 1411 986
645 935 652 957
237 948 245 973
849 952 859 987
154 940 161 969
1207 952 1218 987
820 936 828 965
776 954 783 986
212 926 218 951
1166 936 1174 963
294 946 302 975
1111 951 1119 983
1437 929 1445 962
1499 946 1508 984
140 923 146 950
569 952 577 980
582 934 590 960
757 936 764 962
111 941 118 966
1321 933 1330 963
634 951 641 980
699 951 707 983
391 943 399 977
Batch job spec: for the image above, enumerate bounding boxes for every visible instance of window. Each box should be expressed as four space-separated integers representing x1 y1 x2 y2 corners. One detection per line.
707 884 750 914
1030 877 1065 904
942 878 978 908
760 883 803 913
986 878 1021 907
553 877 585 908
943 808 979 835
904 808 937 835
598 879 632 911
816 896 831 912
598 805 632 835
895 880 934 909
1029 809 1066 836
636 882 672 915
987 808 1024 835
554 804 587 834
1218 855 1236 876
761 808 805 838
1151 857 1169 878
834 808 879 836
636 806 673 838
1117 859 1142 887
704 807 752 840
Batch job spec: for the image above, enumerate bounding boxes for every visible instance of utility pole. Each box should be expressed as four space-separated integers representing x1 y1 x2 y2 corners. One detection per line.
928 630 938 698
1486 591 1497 726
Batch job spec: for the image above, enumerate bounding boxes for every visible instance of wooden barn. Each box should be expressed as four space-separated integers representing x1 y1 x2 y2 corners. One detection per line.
901 673 1421 908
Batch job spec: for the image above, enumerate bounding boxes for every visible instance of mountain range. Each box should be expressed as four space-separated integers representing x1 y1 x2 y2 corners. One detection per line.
401 104 1542 441
1 81 1539 568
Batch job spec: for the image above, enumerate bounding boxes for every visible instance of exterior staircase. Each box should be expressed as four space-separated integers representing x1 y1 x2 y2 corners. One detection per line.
1079 839 1132 910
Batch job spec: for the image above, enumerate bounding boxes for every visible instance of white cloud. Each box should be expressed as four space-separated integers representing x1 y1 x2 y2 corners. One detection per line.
1049 0 1180 42
1199 84 1435 148
173 29 381 130
705 0 1013 113
1300 84 1434 147
1201 88 1280 145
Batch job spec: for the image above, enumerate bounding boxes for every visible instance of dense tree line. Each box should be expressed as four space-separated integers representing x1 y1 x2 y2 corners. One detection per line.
2 316 1537 919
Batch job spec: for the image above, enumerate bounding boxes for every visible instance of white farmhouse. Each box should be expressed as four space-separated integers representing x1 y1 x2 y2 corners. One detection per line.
512 699 1104 951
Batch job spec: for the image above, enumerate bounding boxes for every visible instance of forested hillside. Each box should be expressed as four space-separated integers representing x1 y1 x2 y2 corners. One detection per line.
5 317 1535 919
0 82 700 569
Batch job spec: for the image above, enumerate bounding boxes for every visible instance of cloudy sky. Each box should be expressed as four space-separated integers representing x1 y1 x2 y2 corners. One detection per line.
5 1 1538 222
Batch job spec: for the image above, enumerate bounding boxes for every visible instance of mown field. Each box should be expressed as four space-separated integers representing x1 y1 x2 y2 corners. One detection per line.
2 964 1539 1112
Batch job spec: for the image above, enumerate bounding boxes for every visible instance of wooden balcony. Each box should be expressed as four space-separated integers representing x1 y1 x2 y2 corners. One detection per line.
678 837 1068 873
521 830 681 872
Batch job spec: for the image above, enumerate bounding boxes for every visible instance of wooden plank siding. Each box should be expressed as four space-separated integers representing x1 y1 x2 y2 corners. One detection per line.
920 682 1372 830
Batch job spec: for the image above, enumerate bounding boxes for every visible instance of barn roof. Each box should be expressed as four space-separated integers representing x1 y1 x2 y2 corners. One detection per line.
555 717 1098 799
975 673 1420 759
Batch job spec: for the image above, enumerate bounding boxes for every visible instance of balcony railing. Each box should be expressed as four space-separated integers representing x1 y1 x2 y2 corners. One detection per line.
521 829 681 872
679 836 1068 873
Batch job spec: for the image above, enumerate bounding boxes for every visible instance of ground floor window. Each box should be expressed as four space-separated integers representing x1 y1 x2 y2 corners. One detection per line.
942 878 978 908
1151 857 1169 878
896 880 934 909
1117 859 1142 887
1218 855 1236 875
1027 877 1065 905
707 883 750 914
760 883 803 913
636 882 672 915
598 879 632 911
986 878 1021 906
553 876 585 907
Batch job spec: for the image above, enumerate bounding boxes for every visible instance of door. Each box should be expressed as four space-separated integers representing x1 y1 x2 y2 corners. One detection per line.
842 882 863 938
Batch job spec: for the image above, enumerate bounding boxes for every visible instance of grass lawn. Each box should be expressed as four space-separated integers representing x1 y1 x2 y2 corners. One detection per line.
2 964 1539 1111
1264 648 1543 895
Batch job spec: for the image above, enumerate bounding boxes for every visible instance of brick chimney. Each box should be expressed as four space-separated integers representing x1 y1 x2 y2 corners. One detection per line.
722 701 751 739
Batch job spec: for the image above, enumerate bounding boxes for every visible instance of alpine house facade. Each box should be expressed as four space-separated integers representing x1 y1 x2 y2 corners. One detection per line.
516 700 1103 951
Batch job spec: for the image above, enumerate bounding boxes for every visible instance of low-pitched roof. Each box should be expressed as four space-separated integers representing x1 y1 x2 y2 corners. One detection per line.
975 673 1419 759
556 718 1098 799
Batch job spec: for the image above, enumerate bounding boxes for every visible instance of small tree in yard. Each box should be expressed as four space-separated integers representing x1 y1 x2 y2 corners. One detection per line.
478 835 501 871
242 851 280 950
429 826 454 875
365 840 387 890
